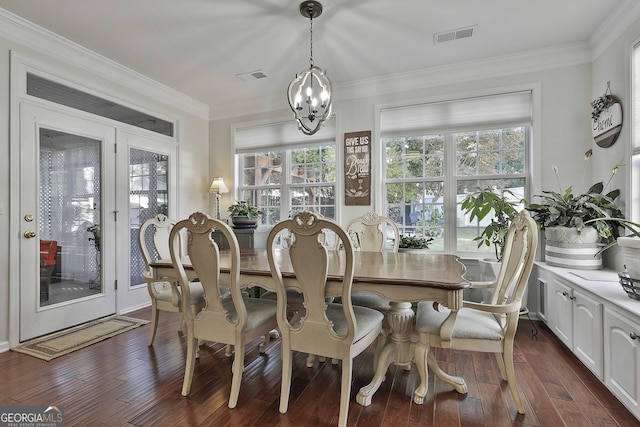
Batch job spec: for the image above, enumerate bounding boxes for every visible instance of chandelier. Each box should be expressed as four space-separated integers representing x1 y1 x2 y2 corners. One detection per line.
287 1 333 136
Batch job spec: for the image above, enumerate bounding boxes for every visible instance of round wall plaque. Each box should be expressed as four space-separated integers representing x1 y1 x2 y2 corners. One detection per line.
592 95 622 148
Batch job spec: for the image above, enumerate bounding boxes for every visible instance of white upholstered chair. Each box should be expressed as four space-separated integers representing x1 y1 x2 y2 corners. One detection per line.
170 212 278 407
267 211 384 427
339 211 400 312
414 210 537 413
139 214 205 346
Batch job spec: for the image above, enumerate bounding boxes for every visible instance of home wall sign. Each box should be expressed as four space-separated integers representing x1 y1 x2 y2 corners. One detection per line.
591 83 622 148
344 130 371 206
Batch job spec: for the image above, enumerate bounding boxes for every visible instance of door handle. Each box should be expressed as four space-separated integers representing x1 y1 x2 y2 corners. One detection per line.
24 231 37 238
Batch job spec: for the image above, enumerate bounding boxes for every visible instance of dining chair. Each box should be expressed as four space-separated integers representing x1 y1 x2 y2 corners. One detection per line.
170 212 278 407
339 211 400 313
267 211 384 427
138 213 205 346
414 210 537 413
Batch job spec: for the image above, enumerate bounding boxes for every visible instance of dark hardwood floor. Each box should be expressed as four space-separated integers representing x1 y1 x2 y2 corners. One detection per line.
1 308 638 426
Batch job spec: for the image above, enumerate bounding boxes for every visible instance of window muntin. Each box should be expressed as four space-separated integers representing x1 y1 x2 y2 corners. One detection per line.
238 144 336 226
384 125 528 254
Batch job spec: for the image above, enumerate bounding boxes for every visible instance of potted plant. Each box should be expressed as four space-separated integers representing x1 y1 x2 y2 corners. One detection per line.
227 200 263 227
525 150 624 269
398 234 433 252
461 188 522 262
585 217 640 280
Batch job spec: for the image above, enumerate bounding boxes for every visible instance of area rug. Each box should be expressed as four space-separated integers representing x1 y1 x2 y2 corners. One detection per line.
12 315 149 361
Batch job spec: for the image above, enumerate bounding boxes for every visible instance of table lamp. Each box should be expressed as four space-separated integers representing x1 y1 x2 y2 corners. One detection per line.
208 177 229 219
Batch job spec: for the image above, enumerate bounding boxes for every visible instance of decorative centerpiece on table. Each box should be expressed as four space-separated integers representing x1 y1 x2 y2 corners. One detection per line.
398 234 433 252
525 149 624 270
227 200 263 228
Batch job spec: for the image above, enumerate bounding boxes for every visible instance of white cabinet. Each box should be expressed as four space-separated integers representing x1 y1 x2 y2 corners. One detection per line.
604 308 640 417
548 277 603 378
535 262 640 420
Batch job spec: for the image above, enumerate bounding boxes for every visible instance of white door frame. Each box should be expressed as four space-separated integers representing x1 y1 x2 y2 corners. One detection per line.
18 102 118 341
115 129 178 312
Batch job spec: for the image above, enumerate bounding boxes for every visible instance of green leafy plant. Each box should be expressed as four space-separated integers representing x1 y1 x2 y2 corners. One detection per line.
461 189 521 262
526 150 624 245
227 200 263 218
584 217 640 253
398 234 433 249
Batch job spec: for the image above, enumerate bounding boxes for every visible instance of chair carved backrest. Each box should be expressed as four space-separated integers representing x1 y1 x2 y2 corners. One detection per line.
483 210 538 322
170 212 244 328
138 214 177 270
344 211 399 252
267 211 357 347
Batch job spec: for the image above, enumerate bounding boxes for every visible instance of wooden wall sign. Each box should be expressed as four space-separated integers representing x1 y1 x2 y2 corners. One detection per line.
344 130 371 206
592 94 623 148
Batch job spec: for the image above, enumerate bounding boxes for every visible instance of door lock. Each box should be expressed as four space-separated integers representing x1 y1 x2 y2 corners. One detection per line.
24 214 34 222
24 231 36 238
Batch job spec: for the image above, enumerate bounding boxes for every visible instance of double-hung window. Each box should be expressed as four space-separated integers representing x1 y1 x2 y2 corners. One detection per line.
381 91 532 255
234 120 337 226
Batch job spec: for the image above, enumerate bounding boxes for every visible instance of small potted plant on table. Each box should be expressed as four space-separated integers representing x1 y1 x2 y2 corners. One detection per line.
398 234 433 252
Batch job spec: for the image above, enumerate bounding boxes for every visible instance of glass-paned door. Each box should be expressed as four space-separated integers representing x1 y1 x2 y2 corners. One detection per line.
20 104 116 341
129 148 169 287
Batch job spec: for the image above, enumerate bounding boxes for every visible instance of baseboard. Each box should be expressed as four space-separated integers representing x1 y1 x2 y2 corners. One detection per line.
0 340 10 353
119 301 151 315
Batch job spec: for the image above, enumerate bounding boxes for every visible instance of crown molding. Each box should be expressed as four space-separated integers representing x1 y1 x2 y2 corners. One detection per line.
211 42 591 120
0 8 210 120
590 0 640 61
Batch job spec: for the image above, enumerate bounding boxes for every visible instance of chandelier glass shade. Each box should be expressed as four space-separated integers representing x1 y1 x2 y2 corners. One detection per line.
287 1 333 136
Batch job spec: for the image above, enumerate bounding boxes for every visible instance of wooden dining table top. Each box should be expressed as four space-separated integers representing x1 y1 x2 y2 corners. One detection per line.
151 248 469 291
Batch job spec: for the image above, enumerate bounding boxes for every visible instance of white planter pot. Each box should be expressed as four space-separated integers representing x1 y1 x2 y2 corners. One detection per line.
618 236 640 279
544 226 602 270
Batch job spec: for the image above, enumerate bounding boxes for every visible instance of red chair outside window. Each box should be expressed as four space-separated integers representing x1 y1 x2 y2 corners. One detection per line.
40 240 58 301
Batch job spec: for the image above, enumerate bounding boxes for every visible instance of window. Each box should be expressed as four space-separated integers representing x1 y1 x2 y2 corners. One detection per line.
631 42 640 223
381 91 531 254
27 73 174 137
234 120 336 226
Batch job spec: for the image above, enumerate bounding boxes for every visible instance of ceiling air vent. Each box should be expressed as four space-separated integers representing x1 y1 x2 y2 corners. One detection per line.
434 25 477 44
235 69 268 82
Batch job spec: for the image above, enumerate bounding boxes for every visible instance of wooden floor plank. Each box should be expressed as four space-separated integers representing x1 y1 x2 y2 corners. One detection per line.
1 309 638 426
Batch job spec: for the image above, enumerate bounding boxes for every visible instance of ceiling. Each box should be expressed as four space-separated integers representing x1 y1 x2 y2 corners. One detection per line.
0 0 636 118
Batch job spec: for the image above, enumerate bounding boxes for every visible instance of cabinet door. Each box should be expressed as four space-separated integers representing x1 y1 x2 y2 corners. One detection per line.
550 278 573 348
573 289 603 378
604 308 640 418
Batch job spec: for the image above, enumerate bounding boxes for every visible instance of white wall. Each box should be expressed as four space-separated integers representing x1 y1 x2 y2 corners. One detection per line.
591 19 640 272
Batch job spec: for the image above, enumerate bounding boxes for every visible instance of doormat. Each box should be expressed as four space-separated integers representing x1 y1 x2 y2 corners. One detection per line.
11 315 149 361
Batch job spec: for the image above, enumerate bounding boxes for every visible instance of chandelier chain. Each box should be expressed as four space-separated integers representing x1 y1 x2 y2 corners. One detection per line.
309 13 314 68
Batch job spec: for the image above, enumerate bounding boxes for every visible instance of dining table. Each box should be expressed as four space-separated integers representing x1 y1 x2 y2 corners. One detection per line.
150 248 470 406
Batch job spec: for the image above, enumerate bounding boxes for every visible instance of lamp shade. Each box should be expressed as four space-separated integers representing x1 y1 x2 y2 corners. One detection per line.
209 177 229 194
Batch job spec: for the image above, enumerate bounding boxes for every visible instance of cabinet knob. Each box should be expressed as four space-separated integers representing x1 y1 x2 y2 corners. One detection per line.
630 332 638 340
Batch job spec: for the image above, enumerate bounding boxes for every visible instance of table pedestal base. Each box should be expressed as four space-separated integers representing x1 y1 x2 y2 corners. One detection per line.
356 301 467 406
